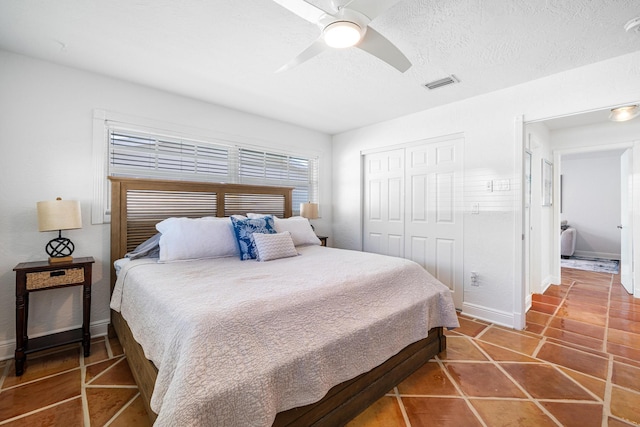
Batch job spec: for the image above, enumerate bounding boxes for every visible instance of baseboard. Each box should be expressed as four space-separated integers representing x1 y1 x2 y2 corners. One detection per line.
573 250 620 260
462 302 515 329
0 318 110 362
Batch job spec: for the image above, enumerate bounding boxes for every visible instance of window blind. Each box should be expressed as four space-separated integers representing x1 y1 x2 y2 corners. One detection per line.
108 128 318 215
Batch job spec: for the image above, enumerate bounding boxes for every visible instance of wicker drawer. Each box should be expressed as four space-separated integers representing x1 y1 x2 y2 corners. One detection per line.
26 267 85 290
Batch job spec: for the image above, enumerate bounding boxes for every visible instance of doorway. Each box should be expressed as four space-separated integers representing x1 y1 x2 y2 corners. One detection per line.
521 106 640 326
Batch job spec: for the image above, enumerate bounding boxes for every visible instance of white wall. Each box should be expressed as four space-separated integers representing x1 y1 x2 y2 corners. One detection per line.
561 151 622 259
332 51 640 327
0 50 332 360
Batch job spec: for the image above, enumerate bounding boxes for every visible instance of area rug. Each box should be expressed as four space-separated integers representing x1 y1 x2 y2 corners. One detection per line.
560 256 619 274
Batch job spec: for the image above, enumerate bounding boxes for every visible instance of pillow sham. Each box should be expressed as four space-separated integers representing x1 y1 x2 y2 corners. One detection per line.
253 231 298 262
274 216 321 246
155 217 239 262
125 233 161 260
230 215 277 260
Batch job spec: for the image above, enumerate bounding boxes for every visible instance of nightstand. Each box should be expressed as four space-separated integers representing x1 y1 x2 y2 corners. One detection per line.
317 236 328 247
13 256 95 376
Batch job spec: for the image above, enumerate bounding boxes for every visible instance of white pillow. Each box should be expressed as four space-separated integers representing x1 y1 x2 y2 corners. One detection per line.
274 216 321 246
155 217 239 262
253 231 298 262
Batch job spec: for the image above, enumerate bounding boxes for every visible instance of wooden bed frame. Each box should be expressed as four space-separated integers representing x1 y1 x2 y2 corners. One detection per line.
108 176 447 426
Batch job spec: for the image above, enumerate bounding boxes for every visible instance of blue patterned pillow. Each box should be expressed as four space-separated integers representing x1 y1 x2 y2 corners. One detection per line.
230 215 277 260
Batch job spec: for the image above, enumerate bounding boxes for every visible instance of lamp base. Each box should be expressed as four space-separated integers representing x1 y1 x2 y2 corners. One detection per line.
49 256 74 264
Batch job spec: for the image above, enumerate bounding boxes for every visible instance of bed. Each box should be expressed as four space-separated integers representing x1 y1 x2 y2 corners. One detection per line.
108 176 459 426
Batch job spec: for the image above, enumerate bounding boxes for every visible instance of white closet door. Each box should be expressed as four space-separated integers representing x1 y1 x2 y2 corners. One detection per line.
363 149 405 257
363 137 463 309
405 138 463 308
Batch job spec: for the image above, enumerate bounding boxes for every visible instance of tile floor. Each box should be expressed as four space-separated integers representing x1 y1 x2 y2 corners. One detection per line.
0 267 638 426
348 268 640 427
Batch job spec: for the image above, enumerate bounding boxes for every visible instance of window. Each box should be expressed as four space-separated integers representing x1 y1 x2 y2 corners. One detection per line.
95 119 319 222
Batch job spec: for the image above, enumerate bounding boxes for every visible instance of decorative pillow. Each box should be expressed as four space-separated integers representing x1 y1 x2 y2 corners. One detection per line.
274 216 321 246
246 213 279 220
230 215 277 260
155 217 239 262
125 233 161 259
253 231 298 262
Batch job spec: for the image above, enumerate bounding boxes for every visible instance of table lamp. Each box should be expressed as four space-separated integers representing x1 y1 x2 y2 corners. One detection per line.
37 197 82 263
300 202 319 230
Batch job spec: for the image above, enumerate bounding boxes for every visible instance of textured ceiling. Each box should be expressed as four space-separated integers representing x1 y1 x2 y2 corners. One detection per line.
0 0 639 134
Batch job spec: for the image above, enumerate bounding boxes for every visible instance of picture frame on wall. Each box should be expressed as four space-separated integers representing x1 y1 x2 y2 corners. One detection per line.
542 159 553 206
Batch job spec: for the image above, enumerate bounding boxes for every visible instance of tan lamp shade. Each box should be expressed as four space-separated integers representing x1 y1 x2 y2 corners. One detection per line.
37 198 82 232
300 202 319 219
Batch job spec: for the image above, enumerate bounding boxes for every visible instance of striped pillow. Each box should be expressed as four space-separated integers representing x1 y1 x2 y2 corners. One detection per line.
253 231 299 262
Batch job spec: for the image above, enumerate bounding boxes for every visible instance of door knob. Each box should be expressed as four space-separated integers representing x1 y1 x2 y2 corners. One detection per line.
618 225 623 229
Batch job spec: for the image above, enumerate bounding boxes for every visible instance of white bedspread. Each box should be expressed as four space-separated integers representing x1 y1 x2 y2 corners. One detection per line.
111 246 459 426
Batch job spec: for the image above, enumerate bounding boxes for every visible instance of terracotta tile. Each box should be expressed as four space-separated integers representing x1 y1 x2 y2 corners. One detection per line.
345 395 405 427
86 358 122 383
403 397 482 427
525 322 545 334
86 387 139 426
540 401 602 427
0 396 84 427
555 303 606 327
109 335 124 357
2 346 80 388
610 386 640 425
438 336 487 361
547 316 605 340
544 338 608 359
608 328 640 350
470 399 557 427
614 355 640 369
501 363 595 400
608 341 640 361
444 363 525 398
530 301 557 315
0 370 80 421
397 361 459 396
526 310 551 327
543 327 604 351
607 417 638 426
477 327 541 356
84 338 110 365
109 394 153 427
610 309 640 323
474 341 539 362
544 284 570 298
612 361 640 393
532 293 563 306
90 358 136 386
536 342 608 379
454 317 488 337
558 367 606 399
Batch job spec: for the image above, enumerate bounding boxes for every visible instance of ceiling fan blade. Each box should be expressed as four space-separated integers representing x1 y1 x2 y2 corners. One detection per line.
276 38 328 72
356 27 411 72
272 0 328 23
344 0 403 20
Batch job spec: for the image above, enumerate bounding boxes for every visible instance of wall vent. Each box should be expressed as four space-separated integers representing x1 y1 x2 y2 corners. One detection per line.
423 75 460 90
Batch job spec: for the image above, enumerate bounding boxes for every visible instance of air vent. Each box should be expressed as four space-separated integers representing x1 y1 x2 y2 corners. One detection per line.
423 75 460 90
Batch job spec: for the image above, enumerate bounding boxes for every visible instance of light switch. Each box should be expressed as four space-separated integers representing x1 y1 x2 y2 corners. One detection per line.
472 203 480 214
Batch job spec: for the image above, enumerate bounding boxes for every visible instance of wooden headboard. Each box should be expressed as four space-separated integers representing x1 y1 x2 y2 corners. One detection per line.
109 177 293 290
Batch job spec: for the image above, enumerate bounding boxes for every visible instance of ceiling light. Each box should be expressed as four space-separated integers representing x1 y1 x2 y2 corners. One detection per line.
323 21 362 48
609 105 640 122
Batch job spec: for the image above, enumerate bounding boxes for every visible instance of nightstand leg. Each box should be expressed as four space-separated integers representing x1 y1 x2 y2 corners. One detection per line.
82 282 91 357
15 291 26 376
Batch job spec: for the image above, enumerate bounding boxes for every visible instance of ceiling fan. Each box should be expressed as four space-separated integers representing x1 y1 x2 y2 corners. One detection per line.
273 0 411 73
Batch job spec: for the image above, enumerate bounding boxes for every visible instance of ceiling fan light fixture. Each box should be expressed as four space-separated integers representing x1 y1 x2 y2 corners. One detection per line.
609 105 640 122
323 21 362 48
